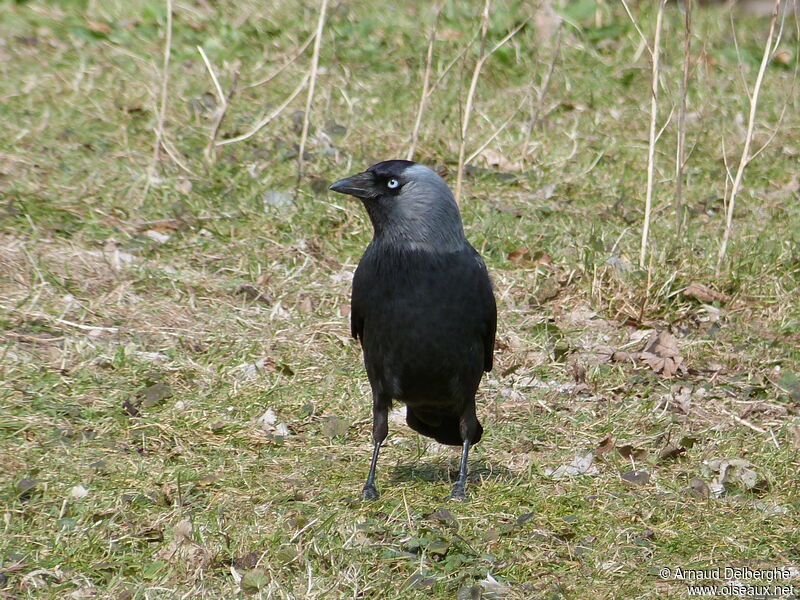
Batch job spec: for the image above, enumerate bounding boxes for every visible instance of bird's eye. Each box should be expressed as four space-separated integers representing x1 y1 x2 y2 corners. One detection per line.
387 178 400 189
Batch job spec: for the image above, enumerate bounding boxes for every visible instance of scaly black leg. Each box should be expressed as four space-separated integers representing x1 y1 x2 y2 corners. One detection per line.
450 438 471 500
362 395 388 500
362 440 382 500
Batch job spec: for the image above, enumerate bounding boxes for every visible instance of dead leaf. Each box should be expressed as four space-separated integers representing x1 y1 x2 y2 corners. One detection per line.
233 551 260 570
237 284 272 305
657 443 687 463
255 408 289 436
427 509 457 527
683 283 729 304
297 295 314 313
122 398 140 417
86 20 111 34
571 363 586 384
155 519 211 571
621 470 650 487
437 28 463 41
196 474 218 486
773 49 792 65
480 573 512 599
231 358 277 381
595 436 614 455
701 458 759 493
638 331 687 378
612 330 688 377
544 452 599 479
142 382 173 408
507 247 551 268
142 230 171 244
685 477 710 499
617 444 648 460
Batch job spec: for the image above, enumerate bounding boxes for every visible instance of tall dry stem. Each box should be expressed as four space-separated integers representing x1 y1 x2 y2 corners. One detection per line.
453 9 528 203
454 0 491 204
144 0 172 200
523 24 562 160
296 0 329 190
198 46 238 163
717 0 782 274
674 0 692 236
407 5 442 161
639 0 666 269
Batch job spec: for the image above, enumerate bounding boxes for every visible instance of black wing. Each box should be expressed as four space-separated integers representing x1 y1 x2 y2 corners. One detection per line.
350 258 370 343
472 248 497 372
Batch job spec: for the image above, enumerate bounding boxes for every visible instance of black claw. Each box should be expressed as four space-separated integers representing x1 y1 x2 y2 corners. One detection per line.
450 486 466 501
362 485 379 501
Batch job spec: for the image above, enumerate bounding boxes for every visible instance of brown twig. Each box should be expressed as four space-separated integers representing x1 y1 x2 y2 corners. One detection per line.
406 4 442 161
639 0 666 269
717 0 782 274
296 0 329 191
674 0 692 236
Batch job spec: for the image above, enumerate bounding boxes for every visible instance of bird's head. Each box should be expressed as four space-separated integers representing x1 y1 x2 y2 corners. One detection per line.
329 160 465 250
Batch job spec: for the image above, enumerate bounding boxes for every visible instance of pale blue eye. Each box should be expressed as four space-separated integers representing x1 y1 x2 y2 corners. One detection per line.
387 178 399 189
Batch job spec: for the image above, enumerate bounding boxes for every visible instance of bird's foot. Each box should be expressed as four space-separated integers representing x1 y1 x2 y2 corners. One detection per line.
362 485 379 501
450 485 467 501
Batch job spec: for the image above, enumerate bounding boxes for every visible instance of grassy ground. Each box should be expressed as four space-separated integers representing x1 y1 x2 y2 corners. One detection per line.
1 0 799 598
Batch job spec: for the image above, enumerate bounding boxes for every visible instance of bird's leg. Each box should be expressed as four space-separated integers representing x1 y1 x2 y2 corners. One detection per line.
451 403 479 500
362 394 389 501
451 438 471 500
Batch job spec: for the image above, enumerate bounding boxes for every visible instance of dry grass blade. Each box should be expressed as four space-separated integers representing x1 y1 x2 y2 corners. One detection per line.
674 0 692 236
639 0 666 269
455 0 491 205
197 46 225 105
296 0 329 190
716 0 782 274
524 24 562 160
454 7 528 202
465 95 528 166
406 4 442 161
215 73 309 147
197 46 239 163
143 0 172 201
243 31 316 91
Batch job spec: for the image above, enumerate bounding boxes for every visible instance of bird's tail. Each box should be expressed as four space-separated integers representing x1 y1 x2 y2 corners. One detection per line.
405 406 483 446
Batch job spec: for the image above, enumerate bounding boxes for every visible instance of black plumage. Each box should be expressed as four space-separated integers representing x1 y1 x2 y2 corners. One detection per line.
330 160 496 500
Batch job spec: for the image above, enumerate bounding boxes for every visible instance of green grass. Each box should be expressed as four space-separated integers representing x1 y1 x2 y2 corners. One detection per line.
1 0 799 598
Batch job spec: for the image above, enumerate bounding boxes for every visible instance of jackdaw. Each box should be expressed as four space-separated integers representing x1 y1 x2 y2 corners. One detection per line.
329 160 497 500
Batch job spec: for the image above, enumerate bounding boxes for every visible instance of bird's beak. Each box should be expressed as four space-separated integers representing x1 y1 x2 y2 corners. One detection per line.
329 171 375 200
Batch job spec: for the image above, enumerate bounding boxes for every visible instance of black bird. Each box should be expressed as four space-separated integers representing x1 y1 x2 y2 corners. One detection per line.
329 160 496 500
